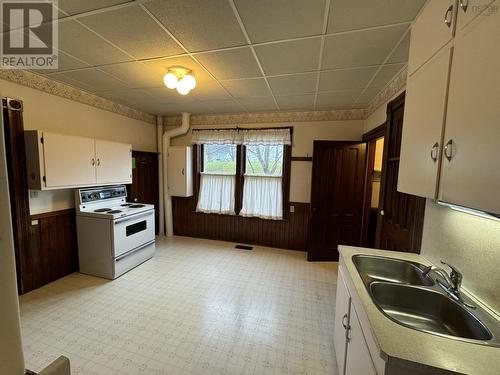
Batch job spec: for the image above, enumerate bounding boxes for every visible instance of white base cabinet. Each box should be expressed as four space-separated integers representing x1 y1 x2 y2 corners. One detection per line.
25 130 132 190
335 265 380 375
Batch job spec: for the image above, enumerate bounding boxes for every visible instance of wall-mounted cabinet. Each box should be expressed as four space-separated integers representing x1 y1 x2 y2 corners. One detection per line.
399 0 500 215
25 130 132 190
167 146 193 197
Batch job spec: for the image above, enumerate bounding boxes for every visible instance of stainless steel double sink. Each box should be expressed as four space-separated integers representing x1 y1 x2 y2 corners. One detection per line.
352 255 500 347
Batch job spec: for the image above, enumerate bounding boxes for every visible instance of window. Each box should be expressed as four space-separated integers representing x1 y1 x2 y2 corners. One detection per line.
196 144 237 214
240 145 284 219
193 128 291 220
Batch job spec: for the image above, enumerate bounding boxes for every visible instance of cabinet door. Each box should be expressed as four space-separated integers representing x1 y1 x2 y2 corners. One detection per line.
344 303 377 375
398 47 452 199
167 146 193 197
440 4 500 214
95 140 132 184
456 0 496 33
334 268 351 375
408 0 456 75
43 132 96 188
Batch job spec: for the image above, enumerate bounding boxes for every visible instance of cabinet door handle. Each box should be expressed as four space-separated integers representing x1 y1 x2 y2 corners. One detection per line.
342 313 348 329
91 158 95 166
181 168 185 175
97 158 101 166
444 139 454 161
444 4 453 27
460 0 468 12
430 142 439 162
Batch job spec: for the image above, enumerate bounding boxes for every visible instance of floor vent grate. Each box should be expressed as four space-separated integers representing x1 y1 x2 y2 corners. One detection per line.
235 245 253 250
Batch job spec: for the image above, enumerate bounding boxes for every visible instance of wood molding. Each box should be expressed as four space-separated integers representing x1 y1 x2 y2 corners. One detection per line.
30 208 75 220
362 122 387 142
291 156 313 162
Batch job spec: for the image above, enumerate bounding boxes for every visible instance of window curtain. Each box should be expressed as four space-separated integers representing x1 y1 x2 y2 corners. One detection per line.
240 176 283 220
241 128 292 146
192 129 241 145
196 173 235 214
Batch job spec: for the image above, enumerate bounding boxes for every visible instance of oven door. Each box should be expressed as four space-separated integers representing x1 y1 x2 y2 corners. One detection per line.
112 210 155 257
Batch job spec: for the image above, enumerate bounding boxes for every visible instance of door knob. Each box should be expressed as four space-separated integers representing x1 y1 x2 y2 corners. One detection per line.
134 198 138 202
380 209 385 216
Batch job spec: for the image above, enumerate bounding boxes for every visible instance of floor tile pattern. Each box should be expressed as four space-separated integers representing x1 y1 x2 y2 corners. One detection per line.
20 236 338 375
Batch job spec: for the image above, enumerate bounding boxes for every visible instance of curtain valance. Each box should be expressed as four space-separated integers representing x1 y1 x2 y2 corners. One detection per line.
192 127 292 146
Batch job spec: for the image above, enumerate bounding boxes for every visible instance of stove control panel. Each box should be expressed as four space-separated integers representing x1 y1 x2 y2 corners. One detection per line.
79 186 127 203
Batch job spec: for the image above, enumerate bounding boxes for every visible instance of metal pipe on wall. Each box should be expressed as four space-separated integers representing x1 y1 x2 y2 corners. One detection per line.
156 116 164 235
162 112 190 237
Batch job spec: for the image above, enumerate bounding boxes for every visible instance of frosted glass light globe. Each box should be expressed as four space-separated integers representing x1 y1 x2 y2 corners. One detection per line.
182 74 196 90
176 79 191 95
163 72 178 89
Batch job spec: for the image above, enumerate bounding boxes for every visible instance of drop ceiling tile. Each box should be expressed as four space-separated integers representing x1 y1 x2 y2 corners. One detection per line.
141 55 214 86
220 78 270 98
318 67 378 92
275 94 315 111
145 87 195 104
57 0 132 16
194 47 262 80
268 73 318 96
255 38 321 75
58 20 131 65
238 97 277 112
48 72 95 92
234 0 326 43
96 88 162 113
322 24 408 69
316 90 362 110
357 88 381 106
155 101 215 116
190 81 231 101
50 68 129 91
327 0 425 33
33 50 90 74
200 99 246 114
387 32 410 64
369 64 406 89
79 5 183 60
99 61 162 88
144 0 247 52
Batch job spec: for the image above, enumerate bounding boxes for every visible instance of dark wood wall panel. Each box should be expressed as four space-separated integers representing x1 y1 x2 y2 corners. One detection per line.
24 209 78 293
172 198 310 251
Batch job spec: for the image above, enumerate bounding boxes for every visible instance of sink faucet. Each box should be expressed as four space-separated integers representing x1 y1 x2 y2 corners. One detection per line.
422 261 474 309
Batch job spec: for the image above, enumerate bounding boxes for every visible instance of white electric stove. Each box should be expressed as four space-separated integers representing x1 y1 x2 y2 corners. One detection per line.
75 185 155 279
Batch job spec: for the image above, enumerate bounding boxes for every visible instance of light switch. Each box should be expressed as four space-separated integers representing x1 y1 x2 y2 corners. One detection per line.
290 205 295 213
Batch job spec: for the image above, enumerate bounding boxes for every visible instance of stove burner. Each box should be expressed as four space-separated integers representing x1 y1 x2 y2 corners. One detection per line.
120 203 132 207
94 208 111 212
130 204 145 208
107 210 122 214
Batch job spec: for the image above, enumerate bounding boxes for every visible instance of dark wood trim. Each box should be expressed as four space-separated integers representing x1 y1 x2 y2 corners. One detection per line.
2 97 31 294
362 122 387 142
131 150 159 157
235 145 244 214
361 140 377 246
30 208 75 220
282 145 292 219
291 156 312 162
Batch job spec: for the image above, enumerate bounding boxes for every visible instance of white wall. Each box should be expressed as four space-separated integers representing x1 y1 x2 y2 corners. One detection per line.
0 101 25 375
169 120 365 203
0 79 158 214
421 201 500 314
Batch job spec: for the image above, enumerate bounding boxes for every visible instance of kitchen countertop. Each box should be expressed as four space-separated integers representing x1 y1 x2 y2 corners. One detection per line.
338 245 500 375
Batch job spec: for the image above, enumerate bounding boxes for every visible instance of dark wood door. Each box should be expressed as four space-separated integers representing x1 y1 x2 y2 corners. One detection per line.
308 141 367 261
129 151 159 234
376 93 426 253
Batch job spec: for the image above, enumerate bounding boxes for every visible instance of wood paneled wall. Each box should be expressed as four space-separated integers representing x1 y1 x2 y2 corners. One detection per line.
172 197 310 251
23 209 78 293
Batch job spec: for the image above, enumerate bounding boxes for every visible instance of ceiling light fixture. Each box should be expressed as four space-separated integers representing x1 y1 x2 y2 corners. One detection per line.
163 67 197 96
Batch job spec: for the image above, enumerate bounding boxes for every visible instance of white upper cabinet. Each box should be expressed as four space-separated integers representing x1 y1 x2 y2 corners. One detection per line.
95 139 132 184
456 0 497 33
408 0 457 76
25 130 132 190
167 146 193 197
40 132 96 188
439 5 500 214
399 47 452 199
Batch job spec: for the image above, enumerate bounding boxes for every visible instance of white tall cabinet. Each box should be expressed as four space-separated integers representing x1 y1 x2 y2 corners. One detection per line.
398 0 500 215
25 130 132 190
167 146 193 197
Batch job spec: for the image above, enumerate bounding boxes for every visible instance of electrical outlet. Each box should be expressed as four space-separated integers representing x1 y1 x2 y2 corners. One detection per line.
290 205 295 213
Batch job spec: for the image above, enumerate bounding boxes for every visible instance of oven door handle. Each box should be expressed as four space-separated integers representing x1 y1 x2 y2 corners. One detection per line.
114 209 154 224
